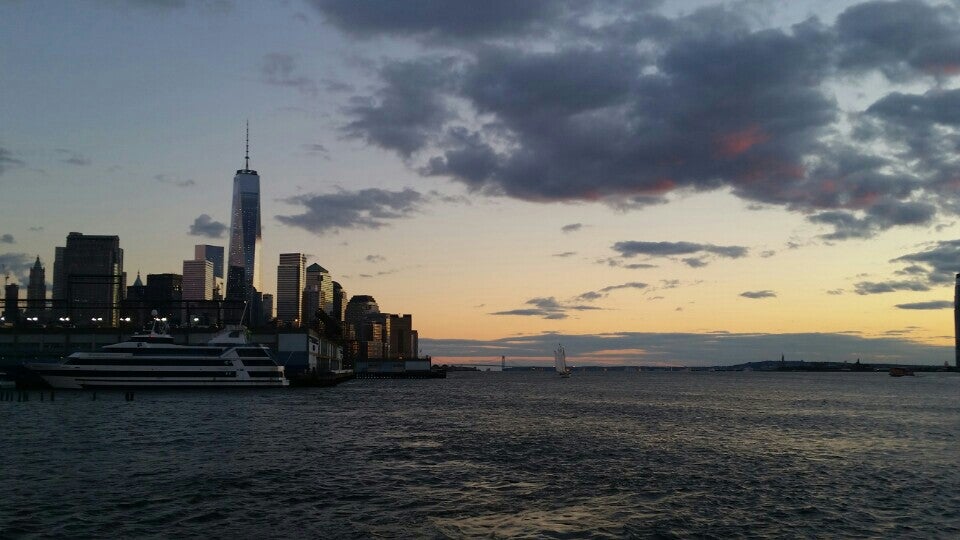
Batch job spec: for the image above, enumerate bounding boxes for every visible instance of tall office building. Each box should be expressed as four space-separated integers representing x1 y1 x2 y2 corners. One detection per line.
182 259 214 301
303 263 333 324
52 246 65 302
3 283 19 324
332 281 346 322
262 293 273 321
345 295 379 332
61 232 124 325
146 273 182 321
226 125 263 309
389 314 414 359
276 253 306 326
366 312 392 359
194 245 224 279
27 256 46 316
194 244 224 299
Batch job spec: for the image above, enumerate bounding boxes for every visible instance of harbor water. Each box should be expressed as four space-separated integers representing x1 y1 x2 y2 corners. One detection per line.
2 371 958 538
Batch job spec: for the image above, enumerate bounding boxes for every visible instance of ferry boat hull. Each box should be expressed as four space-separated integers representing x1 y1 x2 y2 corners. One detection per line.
24 323 288 389
29 371 288 390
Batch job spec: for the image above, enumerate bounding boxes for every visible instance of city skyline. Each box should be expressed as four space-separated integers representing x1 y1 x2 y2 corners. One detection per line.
3 1 960 366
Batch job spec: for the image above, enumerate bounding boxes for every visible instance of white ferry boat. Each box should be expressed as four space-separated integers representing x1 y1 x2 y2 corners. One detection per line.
25 319 288 389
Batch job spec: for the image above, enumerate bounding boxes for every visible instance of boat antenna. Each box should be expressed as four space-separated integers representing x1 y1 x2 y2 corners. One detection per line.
244 120 250 170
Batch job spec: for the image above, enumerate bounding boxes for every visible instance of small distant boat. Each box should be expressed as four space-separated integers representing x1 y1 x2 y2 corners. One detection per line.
554 344 571 378
889 367 915 377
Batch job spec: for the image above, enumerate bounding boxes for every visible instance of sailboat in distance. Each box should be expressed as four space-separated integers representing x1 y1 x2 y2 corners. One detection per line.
554 344 571 378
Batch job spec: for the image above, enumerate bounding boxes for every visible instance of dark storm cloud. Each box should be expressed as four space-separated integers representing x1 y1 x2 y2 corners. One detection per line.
262 53 317 97
892 239 960 285
117 0 233 13
561 223 583 233
421 18 841 208
895 300 952 310
0 234 14 244
309 0 567 40
808 203 937 240
740 290 777 299
866 89 960 127
365 254 385 263
577 281 648 302
188 214 228 238
854 280 930 295
836 0 960 80
276 188 424 234
611 241 748 267
326 1 960 241
491 296 601 320
343 58 459 158
420 330 951 366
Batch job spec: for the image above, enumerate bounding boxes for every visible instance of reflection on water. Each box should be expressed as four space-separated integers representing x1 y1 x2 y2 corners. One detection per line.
2 372 958 538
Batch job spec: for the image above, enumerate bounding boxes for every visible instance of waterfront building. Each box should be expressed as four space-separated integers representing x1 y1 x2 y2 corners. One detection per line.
303 263 333 325
359 319 384 359
182 259 214 301
276 253 306 326
332 281 346 322
26 256 46 317
345 295 379 335
225 125 263 322
344 294 390 359
389 314 416 359
366 312 392 359
60 232 124 326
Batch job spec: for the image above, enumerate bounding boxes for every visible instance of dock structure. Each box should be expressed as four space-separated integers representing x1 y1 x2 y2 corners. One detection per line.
289 370 355 387
354 370 445 380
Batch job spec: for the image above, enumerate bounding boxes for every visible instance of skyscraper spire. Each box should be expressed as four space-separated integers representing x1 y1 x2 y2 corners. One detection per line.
245 120 250 170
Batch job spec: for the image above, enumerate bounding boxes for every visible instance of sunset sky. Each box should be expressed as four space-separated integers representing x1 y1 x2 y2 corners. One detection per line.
3 0 960 366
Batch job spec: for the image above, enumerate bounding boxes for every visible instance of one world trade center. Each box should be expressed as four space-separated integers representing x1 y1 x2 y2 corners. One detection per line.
226 124 263 321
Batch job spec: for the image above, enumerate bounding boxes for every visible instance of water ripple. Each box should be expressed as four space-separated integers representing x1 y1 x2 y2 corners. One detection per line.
1 372 958 538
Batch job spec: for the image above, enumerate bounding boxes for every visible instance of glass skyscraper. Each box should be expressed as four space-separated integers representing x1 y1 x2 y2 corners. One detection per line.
226 127 262 306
